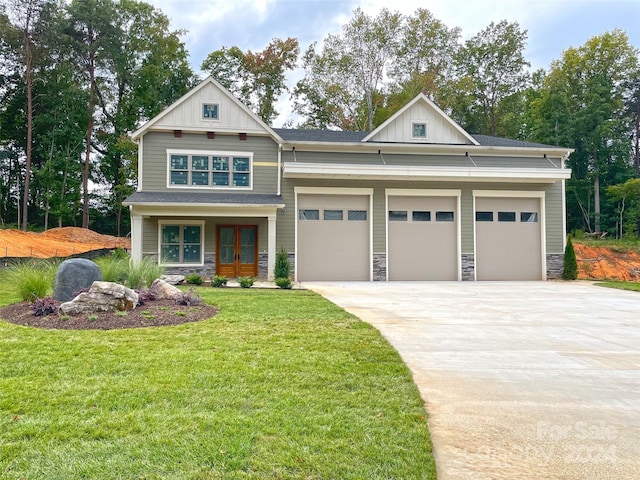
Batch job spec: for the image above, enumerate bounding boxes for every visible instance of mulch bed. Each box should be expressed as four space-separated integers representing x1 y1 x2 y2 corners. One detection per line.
0 298 219 330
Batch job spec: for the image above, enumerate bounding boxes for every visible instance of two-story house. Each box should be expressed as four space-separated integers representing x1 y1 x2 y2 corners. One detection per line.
124 77 572 282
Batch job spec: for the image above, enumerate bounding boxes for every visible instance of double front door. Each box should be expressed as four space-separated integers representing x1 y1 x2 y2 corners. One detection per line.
216 225 258 278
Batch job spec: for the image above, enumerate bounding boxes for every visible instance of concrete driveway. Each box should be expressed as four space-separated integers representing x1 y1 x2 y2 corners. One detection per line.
304 281 640 480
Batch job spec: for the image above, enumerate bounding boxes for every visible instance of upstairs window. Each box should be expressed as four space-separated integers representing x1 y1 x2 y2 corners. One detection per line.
412 122 427 139
168 151 253 189
203 103 218 119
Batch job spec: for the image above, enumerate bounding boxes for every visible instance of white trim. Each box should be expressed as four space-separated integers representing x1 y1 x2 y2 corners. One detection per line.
385 189 462 281
201 102 219 121
362 93 479 145
130 204 281 218
294 187 374 281
411 121 428 141
130 213 143 262
284 162 571 183
137 137 143 192
166 149 254 190
472 190 547 280
131 76 283 142
157 220 206 267
267 215 277 280
561 179 567 250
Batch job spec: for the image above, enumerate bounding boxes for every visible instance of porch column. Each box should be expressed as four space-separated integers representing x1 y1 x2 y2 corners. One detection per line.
130 214 143 263
267 214 276 280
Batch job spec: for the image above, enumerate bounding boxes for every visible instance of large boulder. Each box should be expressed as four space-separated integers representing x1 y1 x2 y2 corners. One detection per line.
60 281 138 315
151 278 182 299
160 274 185 285
53 258 103 302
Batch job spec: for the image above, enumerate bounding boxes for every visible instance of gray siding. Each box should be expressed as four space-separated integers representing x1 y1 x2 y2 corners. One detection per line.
281 150 563 169
141 132 279 193
279 178 560 254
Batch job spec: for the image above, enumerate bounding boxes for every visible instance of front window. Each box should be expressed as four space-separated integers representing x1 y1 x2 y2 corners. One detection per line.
168 151 253 189
160 224 203 265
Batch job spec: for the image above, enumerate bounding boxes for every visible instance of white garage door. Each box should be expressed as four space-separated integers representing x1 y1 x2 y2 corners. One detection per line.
475 197 543 280
388 196 458 280
297 194 370 281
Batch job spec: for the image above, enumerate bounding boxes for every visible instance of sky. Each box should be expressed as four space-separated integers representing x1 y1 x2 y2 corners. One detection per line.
146 0 640 126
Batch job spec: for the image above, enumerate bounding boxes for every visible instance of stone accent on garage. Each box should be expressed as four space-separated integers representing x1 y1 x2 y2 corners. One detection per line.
546 253 564 279
373 253 387 281
462 254 475 281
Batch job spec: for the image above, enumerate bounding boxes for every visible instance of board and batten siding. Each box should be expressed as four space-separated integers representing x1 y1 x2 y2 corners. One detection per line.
367 101 471 144
141 132 279 193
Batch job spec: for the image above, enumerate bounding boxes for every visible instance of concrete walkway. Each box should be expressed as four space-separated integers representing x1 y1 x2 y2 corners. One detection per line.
304 281 640 480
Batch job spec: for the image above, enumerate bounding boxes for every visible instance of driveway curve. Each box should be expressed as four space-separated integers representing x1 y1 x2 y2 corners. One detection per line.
305 281 640 480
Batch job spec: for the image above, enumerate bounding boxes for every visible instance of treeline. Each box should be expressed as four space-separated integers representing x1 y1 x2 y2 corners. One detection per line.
2 3 640 237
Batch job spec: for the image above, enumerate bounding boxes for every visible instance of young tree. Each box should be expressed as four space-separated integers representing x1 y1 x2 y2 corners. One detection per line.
607 178 640 238
562 236 578 280
201 37 299 124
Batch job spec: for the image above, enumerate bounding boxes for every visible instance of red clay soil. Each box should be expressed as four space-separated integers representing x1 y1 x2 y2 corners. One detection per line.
574 242 640 281
0 227 130 258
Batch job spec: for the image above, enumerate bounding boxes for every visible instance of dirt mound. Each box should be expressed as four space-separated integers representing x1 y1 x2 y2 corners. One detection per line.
574 243 640 281
0 227 130 258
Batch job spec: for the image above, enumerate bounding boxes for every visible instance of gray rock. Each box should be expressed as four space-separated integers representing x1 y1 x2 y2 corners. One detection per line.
160 274 185 285
53 258 103 302
151 278 182 299
60 281 138 315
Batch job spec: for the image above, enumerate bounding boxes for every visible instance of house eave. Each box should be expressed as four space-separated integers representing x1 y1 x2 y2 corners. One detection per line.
282 162 572 183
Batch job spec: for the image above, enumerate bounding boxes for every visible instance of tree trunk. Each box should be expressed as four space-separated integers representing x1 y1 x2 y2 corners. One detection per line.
21 14 33 231
594 173 601 233
82 46 96 229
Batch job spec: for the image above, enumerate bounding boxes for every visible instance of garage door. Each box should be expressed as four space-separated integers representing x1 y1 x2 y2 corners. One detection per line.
388 195 458 280
475 197 543 280
297 194 370 281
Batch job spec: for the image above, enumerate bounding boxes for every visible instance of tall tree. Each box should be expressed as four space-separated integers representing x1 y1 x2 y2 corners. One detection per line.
201 37 298 124
294 8 402 130
624 70 640 174
531 30 639 233
452 20 530 136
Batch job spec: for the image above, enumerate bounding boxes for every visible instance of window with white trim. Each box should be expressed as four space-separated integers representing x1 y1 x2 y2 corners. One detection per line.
159 223 204 265
168 151 253 189
412 122 427 139
203 103 218 119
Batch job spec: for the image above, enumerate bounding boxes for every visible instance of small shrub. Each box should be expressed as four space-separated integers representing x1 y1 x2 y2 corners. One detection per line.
185 273 203 285
174 288 202 306
88 314 98 322
9 260 57 301
211 275 228 287
111 247 129 260
60 315 70 321
275 277 292 289
238 276 255 288
274 248 291 280
127 258 165 289
562 236 578 280
174 311 186 317
31 297 59 316
116 311 128 317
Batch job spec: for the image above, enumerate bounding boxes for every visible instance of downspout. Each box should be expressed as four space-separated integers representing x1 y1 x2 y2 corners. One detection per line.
277 143 282 196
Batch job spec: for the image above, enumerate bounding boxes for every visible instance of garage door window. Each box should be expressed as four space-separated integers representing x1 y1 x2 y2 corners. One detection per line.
476 211 494 222
412 211 431 222
348 210 367 221
521 212 538 222
498 211 516 222
436 211 454 222
299 209 319 220
389 210 408 221
324 209 343 221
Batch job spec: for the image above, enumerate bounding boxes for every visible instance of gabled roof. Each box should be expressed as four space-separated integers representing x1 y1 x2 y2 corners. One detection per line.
361 93 479 145
130 76 282 142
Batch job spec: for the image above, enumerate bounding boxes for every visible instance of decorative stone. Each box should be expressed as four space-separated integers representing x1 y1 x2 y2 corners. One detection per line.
151 278 182 299
160 274 185 285
60 281 138 315
53 258 103 302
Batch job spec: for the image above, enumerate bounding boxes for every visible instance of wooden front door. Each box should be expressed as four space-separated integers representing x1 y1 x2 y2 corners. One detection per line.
216 225 258 278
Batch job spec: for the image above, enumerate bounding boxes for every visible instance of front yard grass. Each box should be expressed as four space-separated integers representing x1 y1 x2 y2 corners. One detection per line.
0 276 435 479
594 280 640 292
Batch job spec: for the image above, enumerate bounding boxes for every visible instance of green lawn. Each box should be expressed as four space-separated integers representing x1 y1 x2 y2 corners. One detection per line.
0 275 435 479
594 280 640 292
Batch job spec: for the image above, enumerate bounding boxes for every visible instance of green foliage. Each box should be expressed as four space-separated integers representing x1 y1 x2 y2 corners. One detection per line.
607 178 640 238
211 275 228 288
8 261 57 301
94 256 129 284
125 258 165 290
0 289 435 478
185 273 203 285
238 276 255 288
274 247 291 280
275 277 292 289
562 236 579 280
595 281 640 292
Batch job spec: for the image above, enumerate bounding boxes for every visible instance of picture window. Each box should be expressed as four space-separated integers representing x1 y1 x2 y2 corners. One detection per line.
160 224 202 265
168 152 252 189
